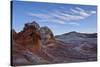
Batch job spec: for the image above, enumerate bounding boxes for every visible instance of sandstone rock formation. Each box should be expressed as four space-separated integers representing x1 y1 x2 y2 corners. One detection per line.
11 29 17 40
12 21 56 66
15 21 41 51
40 26 56 47
11 21 97 66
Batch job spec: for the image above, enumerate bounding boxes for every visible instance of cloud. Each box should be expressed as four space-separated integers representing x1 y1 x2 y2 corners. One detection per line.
76 7 85 12
70 7 95 17
38 19 66 24
28 7 96 25
91 11 96 14
68 22 80 26
28 13 52 19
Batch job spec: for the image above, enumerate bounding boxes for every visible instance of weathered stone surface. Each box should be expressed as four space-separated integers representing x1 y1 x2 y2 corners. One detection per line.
40 26 56 47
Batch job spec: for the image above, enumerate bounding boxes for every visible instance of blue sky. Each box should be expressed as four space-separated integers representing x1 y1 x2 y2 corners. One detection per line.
12 1 97 35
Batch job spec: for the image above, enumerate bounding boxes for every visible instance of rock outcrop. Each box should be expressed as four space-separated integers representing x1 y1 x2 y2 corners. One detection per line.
40 26 56 47
12 21 56 66
11 29 18 40
15 21 41 52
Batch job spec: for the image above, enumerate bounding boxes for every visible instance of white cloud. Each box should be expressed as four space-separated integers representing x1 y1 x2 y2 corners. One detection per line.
70 8 80 14
28 13 52 19
38 19 66 24
71 7 96 17
68 22 80 26
51 19 66 24
28 7 96 25
76 7 85 12
91 11 96 14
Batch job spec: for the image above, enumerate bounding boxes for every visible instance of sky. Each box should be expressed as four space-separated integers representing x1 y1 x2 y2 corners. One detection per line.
12 1 97 35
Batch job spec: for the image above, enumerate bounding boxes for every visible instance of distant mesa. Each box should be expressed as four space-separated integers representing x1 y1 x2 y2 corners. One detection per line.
62 31 97 38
